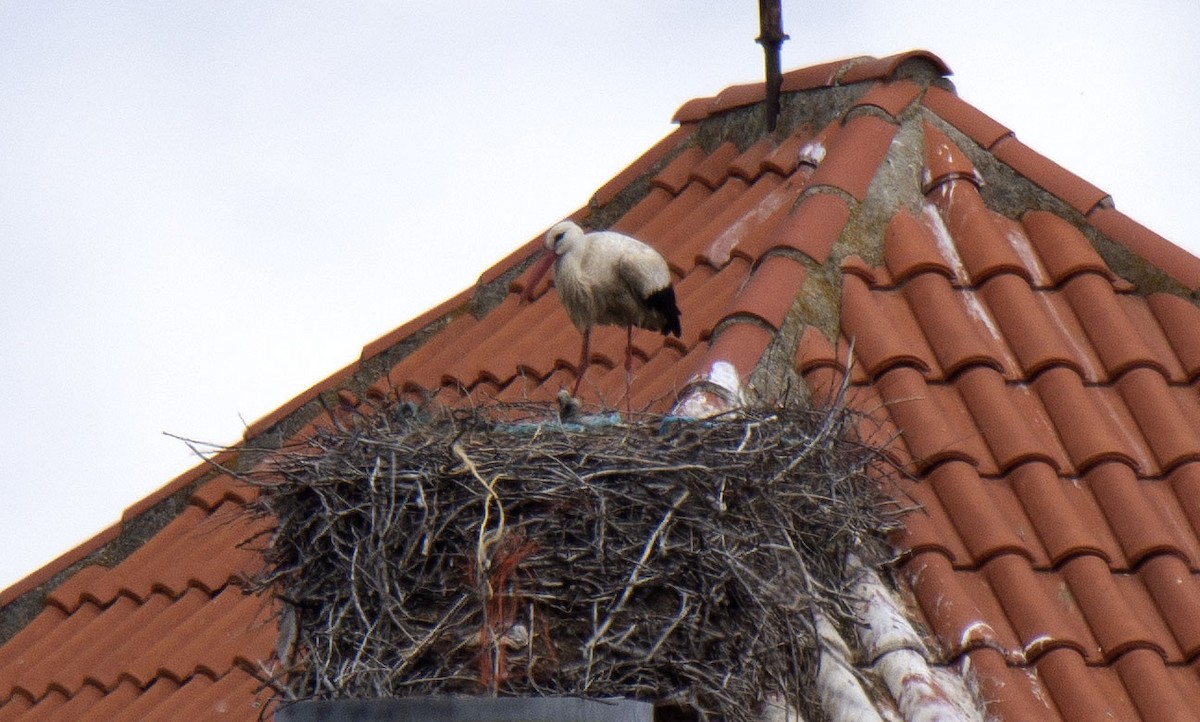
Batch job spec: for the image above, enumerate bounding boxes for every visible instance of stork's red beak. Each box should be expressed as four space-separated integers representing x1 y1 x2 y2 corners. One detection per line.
521 249 555 303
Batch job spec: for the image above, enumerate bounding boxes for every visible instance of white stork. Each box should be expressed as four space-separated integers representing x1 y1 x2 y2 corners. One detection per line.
523 220 682 398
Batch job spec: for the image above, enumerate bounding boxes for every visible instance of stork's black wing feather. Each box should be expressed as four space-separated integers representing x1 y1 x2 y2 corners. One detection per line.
644 286 682 337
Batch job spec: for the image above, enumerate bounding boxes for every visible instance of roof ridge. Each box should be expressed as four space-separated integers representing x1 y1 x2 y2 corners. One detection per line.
673 49 952 124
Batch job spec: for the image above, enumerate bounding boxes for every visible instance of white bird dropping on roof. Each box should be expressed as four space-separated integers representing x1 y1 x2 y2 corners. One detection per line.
523 220 681 400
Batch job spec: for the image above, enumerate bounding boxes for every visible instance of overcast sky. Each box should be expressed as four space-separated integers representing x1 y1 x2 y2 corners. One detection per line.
2 2 1198 591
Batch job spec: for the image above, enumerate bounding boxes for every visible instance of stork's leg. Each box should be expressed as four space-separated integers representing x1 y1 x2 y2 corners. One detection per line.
572 328 591 395
624 325 634 417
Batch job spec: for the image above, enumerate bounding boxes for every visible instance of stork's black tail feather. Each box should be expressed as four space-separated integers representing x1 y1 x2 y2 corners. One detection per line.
645 286 682 337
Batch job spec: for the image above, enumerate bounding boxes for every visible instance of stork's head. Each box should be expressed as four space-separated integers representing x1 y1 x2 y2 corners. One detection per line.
544 220 584 256
522 220 581 303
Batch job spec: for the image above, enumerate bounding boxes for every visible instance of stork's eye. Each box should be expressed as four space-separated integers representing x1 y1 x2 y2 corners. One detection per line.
553 231 566 246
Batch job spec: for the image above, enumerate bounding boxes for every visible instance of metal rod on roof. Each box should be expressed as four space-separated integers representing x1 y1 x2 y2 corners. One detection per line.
756 0 788 131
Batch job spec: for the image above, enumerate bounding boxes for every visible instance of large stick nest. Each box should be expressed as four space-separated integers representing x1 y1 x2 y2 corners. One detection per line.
248 399 906 721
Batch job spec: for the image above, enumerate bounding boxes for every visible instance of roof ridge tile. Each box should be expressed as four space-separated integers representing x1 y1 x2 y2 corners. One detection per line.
709 80 767 116
1087 207 1200 292
850 79 924 122
724 253 806 331
921 86 1013 151
835 50 952 86
992 136 1110 216
806 112 898 202
591 125 696 208
921 121 983 193
757 191 851 265
779 57 861 92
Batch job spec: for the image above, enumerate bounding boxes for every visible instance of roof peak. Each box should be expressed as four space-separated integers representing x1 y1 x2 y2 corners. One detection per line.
673 50 952 124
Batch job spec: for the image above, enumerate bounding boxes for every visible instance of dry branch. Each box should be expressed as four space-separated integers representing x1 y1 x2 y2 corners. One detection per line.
246 400 906 722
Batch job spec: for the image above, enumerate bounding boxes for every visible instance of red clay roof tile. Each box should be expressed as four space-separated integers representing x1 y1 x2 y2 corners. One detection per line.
807 113 898 201
1032 367 1141 473
1114 648 1194 720
976 274 1089 379
726 253 806 330
902 274 1009 377
689 142 741 190
1061 553 1173 661
765 127 818 176
779 58 854 92
851 80 923 121
1115 368 1200 472
651 144 707 195
905 550 1016 654
1139 554 1200 657
1151 293 1200 379
836 50 951 86
1085 462 1188 566
984 553 1099 662
921 86 1013 150
1062 273 1161 378
884 208 954 282
953 368 1061 471
963 648 1055 721
1035 647 1132 719
591 125 696 208
694 173 785 267
610 185 674 235
671 96 714 124
1008 461 1120 565
893 481 970 562
874 368 979 469
1087 207 1200 291
727 137 776 182
841 276 933 377
703 321 774 383
927 460 1036 563
929 181 1030 284
992 136 1110 216
710 81 767 115
758 190 850 264
360 287 474 362
1020 210 1109 286
922 121 982 192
